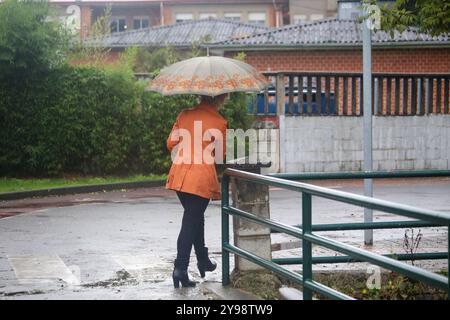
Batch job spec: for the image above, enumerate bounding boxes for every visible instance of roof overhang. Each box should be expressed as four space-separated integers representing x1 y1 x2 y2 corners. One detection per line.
206 42 450 52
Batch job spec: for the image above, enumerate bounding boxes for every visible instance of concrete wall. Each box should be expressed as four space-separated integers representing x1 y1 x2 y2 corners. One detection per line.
283 115 450 172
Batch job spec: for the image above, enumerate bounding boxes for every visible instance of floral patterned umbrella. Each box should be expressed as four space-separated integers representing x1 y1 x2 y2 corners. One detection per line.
146 56 269 97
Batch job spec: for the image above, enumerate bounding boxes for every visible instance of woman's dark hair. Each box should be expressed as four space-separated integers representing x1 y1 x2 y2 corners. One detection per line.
200 94 228 107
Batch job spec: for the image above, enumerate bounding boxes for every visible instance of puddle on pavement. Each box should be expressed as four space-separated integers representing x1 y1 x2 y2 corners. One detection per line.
82 270 140 288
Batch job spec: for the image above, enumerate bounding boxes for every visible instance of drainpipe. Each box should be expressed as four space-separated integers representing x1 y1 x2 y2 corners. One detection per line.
272 0 280 27
160 1 164 26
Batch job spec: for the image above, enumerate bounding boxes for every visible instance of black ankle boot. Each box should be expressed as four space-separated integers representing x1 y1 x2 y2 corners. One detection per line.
197 248 217 278
173 260 196 288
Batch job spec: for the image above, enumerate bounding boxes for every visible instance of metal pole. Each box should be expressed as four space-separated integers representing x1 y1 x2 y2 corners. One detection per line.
302 193 313 300
160 2 165 26
221 176 230 286
363 3 374 246
276 73 286 173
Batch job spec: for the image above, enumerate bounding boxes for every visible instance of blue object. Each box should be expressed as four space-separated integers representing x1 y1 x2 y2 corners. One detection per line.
248 87 336 115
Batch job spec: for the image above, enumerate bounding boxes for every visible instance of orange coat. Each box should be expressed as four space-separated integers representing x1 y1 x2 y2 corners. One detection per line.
166 102 228 200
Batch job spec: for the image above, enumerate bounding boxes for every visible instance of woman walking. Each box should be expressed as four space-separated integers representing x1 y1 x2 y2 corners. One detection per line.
148 55 267 288
166 94 228 288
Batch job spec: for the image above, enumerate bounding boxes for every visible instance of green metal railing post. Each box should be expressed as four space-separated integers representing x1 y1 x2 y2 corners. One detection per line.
222 175 230 286
221 168 450 299
302 193 313 300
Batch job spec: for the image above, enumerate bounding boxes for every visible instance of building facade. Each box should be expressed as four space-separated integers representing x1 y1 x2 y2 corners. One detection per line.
289 0 337 24
51 0 290 38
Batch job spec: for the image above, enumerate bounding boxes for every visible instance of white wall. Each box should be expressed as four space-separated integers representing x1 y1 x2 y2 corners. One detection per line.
282 115 450 172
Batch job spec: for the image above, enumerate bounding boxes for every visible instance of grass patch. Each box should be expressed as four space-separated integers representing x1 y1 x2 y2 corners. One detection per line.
231 270 282 299
232 269 448 300
312 270 448 300
0 174 167 193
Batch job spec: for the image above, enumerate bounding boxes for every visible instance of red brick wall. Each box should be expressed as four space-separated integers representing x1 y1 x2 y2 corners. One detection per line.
80 5 93 39
230 48 450 73
225 48 450 115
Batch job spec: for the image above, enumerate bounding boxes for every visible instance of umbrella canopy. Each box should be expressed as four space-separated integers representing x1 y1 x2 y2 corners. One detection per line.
146 56 268 97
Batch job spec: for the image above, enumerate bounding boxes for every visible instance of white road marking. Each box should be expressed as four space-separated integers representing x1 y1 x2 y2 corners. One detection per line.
110 253 171 282
8 254 80 285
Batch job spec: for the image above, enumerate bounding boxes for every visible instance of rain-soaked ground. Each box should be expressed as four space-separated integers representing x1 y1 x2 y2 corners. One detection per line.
0 177 449 300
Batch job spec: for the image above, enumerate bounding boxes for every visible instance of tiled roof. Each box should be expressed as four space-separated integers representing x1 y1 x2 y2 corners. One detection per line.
85 19 270 48
208 18 450 48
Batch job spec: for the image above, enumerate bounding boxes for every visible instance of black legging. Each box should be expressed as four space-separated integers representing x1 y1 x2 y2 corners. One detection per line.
176 191 210 268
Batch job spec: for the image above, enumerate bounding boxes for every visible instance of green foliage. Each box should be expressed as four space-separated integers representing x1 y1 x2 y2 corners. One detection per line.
189 34 211 58
220 52 254 130
233 52 247 62
89 4 112 38
0 1 255 177
0 0 69 78
138 93 197 173
0 174 166 193
124 33 213 76
220 51 254 162
1 66 136 175
221 93 254 130
278 271 448 300
0 63 197 176
128 46 180 76
315 271 448 300
231 270 282 300
366 0 450 36
69 5 112 65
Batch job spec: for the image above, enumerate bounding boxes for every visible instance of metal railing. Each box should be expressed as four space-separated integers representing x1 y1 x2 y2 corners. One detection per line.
221 169 450 300
254 72 450 116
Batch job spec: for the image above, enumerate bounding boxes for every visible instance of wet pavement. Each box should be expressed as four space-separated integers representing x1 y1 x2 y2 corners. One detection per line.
0 177 449 299
0 189 224 300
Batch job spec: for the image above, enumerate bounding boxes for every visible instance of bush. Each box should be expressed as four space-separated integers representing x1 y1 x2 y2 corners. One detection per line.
0 2 254 177
1 66 137 175
0 62 253 177
0 66 198 176
138 92 197 174
0 0 68 79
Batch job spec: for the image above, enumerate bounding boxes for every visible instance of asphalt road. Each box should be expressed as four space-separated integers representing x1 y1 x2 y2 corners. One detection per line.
0 177 449 299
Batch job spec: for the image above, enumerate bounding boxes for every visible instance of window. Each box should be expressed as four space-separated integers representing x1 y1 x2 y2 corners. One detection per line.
133 16 149 30
350 12 360 20
175 13 193 23
199 13 217 20
293 14 307 24
224 12 241 21
248 12 266 25
110 17 126 33
310 14 324 21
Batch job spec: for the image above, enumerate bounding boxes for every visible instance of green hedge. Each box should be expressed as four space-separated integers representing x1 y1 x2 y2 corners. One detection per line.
0 1 253 177
0 65 198 176
0 64 252 177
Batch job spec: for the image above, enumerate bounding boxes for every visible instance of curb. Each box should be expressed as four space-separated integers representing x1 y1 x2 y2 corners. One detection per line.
0 179 166 201
201 282 262 300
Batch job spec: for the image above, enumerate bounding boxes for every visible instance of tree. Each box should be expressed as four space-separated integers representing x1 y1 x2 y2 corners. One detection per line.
0 0 68 79
371 0 450 36
70 5 113 65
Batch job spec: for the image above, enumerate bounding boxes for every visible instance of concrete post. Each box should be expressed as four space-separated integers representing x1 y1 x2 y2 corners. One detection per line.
231 170 271 271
